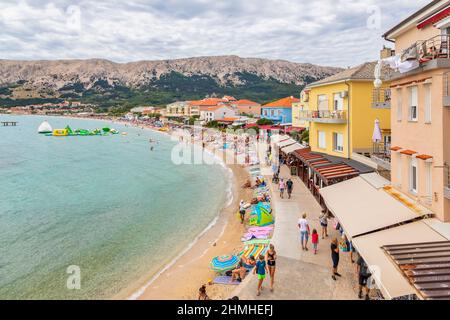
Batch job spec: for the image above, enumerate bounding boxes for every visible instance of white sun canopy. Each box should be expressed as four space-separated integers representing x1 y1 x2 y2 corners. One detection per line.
320 176 429 240
271 135 290 144
281 143 306 154
352 221 445 300
276 138 297 148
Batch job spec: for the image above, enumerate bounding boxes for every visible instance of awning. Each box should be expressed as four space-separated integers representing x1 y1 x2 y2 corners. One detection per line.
320 177 428 240
311 162 359 184
276 138 297 148
417 5 450 29
270 135 290 144
281 143 306 154
352 221 446 299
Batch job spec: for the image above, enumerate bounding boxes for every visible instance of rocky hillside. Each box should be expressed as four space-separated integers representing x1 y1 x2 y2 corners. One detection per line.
0 56 342 108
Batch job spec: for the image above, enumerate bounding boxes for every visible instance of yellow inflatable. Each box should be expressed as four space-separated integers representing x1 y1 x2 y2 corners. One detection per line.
53 129 68 136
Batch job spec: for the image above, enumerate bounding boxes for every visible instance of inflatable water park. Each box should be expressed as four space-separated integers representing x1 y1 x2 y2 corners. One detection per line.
38 121 123 136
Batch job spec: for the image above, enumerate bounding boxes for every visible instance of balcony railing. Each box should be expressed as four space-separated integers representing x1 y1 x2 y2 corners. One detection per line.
414 34 450 61
299 110 347 124
372 88 391 109
371 142 391 170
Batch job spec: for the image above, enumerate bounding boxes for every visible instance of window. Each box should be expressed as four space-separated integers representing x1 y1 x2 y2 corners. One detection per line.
396 88 402 121
424 84 432 123
397 154 402 187
270 110 275 117
333 133 344 152
318 95 328 111
409 86 418 121
318 131 326 149
333 93 344 111
410 158 418 194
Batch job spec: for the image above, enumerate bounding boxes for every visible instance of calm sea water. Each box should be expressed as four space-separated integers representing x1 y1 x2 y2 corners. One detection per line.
0 115 229 299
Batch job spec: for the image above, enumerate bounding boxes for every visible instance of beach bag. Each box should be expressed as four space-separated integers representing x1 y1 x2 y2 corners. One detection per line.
339 239 349 252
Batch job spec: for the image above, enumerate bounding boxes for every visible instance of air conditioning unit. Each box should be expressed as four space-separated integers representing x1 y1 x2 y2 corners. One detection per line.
340 91 348 98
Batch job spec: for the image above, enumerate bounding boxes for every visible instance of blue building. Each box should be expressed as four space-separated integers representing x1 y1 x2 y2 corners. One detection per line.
260 96 299 124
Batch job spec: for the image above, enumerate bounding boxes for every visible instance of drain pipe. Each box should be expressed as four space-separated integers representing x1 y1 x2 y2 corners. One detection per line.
345 80 351 159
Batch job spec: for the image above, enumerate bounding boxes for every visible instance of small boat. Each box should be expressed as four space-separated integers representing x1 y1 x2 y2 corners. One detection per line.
38 121 52 134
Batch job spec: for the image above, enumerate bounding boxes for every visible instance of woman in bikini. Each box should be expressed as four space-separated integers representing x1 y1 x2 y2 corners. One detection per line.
265 244 277 292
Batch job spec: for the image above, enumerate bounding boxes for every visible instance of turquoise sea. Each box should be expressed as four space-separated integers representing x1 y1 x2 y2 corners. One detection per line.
0 115 229 299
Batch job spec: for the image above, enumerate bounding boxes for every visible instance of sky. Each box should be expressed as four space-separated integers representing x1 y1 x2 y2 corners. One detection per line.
0 0 433 67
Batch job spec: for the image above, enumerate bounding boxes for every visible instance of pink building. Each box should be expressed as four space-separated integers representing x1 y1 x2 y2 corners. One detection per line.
383 0 450 221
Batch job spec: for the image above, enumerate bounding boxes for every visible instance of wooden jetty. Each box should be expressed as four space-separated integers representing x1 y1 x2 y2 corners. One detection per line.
1 121 18 126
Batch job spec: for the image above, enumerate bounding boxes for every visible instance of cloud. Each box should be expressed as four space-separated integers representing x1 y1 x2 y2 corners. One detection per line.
0 0 432 67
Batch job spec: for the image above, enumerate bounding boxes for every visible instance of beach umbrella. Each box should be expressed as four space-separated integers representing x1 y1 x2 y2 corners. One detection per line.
372 119 382 143
210 255 240 273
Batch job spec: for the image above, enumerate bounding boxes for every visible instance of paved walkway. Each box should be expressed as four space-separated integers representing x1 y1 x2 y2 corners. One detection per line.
232 150 359 300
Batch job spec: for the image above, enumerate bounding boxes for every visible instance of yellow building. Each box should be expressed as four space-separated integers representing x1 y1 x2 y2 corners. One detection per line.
292 89 310 130
303 62 391 159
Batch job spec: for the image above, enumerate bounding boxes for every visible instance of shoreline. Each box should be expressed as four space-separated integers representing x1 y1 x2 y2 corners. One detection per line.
8 113 253 300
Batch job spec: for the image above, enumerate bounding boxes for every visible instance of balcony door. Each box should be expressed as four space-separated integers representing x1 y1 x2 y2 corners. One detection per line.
333 93 344 111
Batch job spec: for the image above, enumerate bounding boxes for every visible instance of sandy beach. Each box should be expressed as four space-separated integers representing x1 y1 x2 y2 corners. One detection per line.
98 118 256 300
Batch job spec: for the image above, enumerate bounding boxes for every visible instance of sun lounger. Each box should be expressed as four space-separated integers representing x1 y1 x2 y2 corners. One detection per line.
213 276 240 285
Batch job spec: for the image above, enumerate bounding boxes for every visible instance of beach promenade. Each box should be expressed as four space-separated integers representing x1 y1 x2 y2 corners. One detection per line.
232 158 359 300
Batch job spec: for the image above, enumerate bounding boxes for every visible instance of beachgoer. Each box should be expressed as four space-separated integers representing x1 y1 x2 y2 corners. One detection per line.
245 255 257 267
357 254 371 300
198 285 210 300
239 200 246 224
286 178 293 199
265 244 277 292
320 210 329 239
253 255 269 296
311 229 319 254
231 261 247 283
298 213 310 251
331 238 341 281
279 179 285 199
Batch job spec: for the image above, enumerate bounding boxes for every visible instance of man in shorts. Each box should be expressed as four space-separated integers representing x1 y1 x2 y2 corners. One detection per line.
286 178 294 199
298 213 310 251
239 200 246 224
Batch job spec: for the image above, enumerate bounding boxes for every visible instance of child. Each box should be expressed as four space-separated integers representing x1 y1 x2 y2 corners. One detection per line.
253 255 269 296
312 229 319 254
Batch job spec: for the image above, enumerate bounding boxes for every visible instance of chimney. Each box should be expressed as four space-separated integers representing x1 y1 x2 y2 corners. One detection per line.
380 46 395 59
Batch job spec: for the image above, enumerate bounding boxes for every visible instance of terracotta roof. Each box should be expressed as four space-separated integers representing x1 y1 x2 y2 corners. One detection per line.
390 146 402 151
223 95 237 101
262 96 300 108
217 117 238 122
236 99 260 106
416 154 433 160
400 149 418 156
383 241 450 300
201 105 233 111
306 61 391 88
189 98 227 107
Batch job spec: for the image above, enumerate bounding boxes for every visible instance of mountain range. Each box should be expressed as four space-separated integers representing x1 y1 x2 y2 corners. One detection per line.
0 55 342 109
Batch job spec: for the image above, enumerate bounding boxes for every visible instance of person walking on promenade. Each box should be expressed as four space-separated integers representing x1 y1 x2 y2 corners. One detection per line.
298 213 310 251
311 229 319 254
254 255 269 296
279 179 286 199
265 244 277 292
286 178 294 199
356 254 372 300
331 238 341 281
319 210 329 239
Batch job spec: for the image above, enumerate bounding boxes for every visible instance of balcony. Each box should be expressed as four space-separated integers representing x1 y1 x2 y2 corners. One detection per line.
370 142 391 170
372 87 391 109
445 162 450 200
299 110 347 124
388 35 450 80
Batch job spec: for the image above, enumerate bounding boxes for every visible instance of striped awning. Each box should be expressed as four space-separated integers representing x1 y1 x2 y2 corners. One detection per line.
312 163 359 183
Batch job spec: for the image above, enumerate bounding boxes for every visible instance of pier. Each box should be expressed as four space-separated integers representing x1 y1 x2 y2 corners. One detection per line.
1 121 18 126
